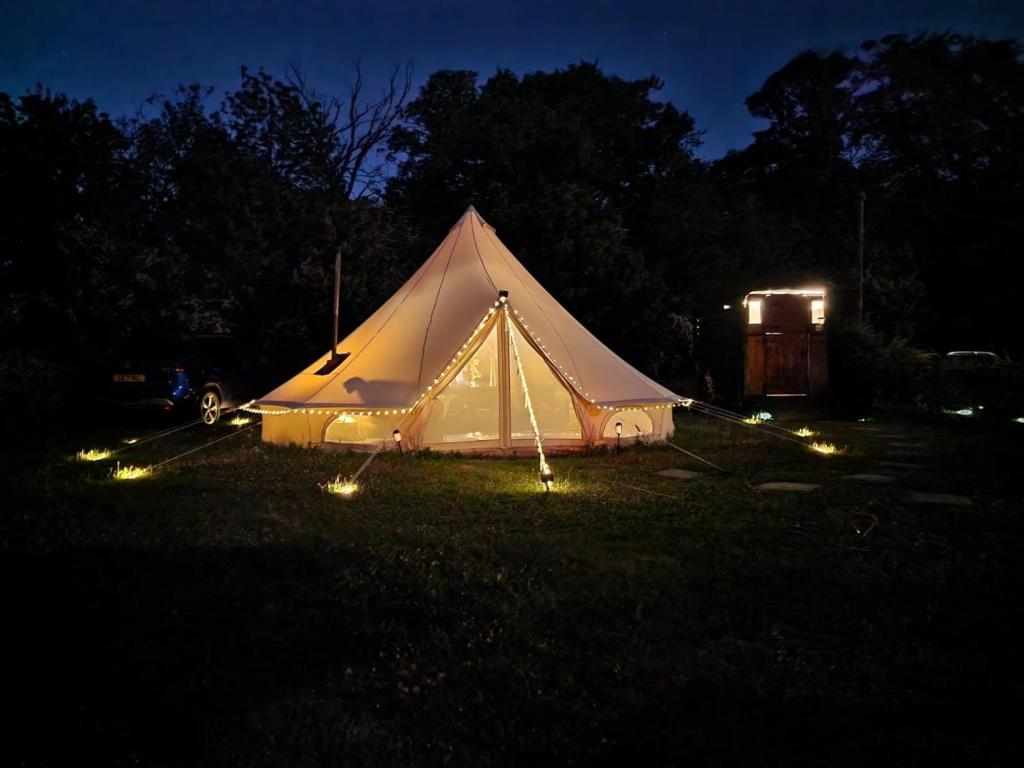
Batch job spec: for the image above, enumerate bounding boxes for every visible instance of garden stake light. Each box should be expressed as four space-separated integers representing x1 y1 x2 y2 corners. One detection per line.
393 429 403 455
615 421 622 454
322 476 359 497
322 442 386 500
77 448 112 462
112 462 151 480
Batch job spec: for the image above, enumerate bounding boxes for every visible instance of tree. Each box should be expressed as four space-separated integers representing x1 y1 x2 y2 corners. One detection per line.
723 34 1024 353
387 63 707 380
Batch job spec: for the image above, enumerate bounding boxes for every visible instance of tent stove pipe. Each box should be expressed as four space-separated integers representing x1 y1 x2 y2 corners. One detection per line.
332 246 342 359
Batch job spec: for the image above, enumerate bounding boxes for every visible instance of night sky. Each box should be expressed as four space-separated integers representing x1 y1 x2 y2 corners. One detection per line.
2 0 1021 158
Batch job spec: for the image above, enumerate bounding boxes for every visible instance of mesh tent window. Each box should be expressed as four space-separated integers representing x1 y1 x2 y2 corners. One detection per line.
602 409 654 438
421 323 501 444
324 413 396 444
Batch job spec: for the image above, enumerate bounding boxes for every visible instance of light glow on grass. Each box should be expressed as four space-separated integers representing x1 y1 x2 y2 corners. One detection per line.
123 437 138 445
1014 417 1024 424
795 427 819 438
753 411 773 421
228 416 252 427
112 462 151 480
743 416 763 425
77 448 112 462
811 442 842 455
321 475 359 497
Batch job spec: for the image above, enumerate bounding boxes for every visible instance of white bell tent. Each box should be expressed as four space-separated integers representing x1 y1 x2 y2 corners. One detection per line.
252 207 682 452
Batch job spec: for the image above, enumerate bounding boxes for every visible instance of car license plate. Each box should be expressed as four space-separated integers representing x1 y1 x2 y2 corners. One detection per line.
113 373 146 382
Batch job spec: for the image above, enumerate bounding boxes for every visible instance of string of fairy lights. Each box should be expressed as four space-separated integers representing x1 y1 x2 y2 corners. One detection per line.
80 291 842 490
240 292 839 461
241 295 684 421
505 304 555 491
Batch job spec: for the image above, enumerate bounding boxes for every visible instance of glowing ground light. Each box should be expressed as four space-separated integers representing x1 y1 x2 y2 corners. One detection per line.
1015 417 1024 424
753 411 773 421
795 427 819 438
943 408 974 417
123 438 138 445
321 475 359 497
743 416 763 425
77 448 112 462
228 415 252 427
539 459 555 492
811 442 841 455
112 463 151 480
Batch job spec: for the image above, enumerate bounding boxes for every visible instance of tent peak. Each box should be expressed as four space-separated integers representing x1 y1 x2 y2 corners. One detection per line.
451 205 493 232
464 204 489 224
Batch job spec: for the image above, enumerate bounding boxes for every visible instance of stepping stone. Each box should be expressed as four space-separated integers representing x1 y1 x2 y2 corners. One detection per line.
656 468 702 480
877 461 925 471
755 481 821 492
845 473 898 484
906 491 972 507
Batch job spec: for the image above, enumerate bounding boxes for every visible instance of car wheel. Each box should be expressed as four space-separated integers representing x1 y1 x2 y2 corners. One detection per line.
200 390 222 425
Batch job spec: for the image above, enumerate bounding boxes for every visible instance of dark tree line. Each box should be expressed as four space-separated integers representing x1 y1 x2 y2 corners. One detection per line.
1 32 1021 419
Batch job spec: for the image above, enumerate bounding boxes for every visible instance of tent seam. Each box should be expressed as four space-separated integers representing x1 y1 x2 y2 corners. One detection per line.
481 225 590 394
470 217 499 293
482 225 666 402
415 222 465 390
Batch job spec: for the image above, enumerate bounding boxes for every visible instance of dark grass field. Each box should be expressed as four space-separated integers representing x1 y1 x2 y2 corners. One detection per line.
2 413 1022 766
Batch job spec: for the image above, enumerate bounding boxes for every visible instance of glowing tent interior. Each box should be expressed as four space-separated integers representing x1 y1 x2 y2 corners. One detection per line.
252 207 682 452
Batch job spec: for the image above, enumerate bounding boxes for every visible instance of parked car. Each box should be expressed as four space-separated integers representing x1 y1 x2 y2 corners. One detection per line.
103 335 253 425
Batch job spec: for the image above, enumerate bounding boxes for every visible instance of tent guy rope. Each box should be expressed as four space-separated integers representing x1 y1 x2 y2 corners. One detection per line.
506 304 555 490
149 422 261 471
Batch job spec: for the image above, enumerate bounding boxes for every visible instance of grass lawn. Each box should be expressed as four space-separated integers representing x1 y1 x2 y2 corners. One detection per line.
3 412 1022 765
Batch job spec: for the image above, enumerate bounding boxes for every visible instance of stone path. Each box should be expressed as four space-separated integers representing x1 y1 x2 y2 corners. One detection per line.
655 468 702 480
659 421 977 504
844 473 898 484
876 460 925 470
754 481 821 492
906 491 972 507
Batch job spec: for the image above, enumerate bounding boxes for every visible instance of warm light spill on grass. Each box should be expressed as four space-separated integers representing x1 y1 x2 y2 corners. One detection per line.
112 463 151 480
321 475 359 497
77 448 112 462
743 417 763 425
795 427 819 438
811 442 841 455
228 416 252 427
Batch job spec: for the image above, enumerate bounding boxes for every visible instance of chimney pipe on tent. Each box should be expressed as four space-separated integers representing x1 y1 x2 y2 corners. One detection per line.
313 246 350 375
333 246 342 358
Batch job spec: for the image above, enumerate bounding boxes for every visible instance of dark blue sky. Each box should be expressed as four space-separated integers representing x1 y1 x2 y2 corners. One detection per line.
2 0 1021 158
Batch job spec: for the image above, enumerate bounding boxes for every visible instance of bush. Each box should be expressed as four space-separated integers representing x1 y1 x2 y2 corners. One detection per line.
828 324 941 414
0 349 71 424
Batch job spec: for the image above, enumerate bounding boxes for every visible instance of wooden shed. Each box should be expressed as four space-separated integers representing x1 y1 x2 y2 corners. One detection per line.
743 288 828 398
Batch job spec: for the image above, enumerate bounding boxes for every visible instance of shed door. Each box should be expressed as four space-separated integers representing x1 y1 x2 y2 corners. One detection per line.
764 334 809 395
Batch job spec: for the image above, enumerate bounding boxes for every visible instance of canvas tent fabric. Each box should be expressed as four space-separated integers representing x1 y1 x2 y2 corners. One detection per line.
255 207 682 451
